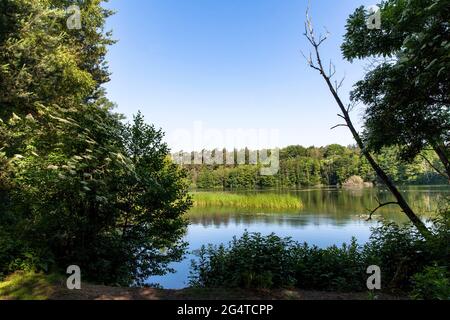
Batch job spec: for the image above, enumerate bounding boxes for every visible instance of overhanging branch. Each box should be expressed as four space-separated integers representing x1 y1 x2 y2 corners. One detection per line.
365 197 399 221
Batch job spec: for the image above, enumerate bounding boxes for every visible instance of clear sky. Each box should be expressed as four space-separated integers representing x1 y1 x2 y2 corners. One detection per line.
103 0 375 151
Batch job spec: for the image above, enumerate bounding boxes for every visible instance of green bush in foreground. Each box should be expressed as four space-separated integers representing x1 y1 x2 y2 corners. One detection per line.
190 214 449 295
189 233 366 291
411 266 450 300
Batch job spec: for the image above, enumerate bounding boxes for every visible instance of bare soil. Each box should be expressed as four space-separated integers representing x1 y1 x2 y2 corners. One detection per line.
51 281 407 300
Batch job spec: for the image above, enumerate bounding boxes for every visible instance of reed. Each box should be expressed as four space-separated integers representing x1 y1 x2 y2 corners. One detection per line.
192 192 303 210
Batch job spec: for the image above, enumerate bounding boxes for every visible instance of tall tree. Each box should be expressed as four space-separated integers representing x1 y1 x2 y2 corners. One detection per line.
0 0 191 285
301 9 431 238
341 0 450 180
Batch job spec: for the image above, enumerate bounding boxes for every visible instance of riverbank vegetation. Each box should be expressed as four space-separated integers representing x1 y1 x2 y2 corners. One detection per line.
184 145 446 190
192 192 303 210
190 210 449 299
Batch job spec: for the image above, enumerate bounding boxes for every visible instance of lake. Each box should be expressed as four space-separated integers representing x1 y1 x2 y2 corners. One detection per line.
148 185 449 289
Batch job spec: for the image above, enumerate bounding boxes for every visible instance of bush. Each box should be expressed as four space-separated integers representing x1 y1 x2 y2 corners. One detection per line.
361 223 428 290
0 112 191 286
411 266 450 300
190 232 367 291
292 239 366 291
190 233 297 289
190 212 449 295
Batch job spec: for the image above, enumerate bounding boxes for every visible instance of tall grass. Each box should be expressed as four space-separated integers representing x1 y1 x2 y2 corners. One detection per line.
192 192 303 210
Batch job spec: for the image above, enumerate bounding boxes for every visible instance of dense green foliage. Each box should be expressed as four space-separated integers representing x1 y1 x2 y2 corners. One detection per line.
190 211 449 295
0 271 61 300
0 0 191 285
192 192 303 210
411 265 449 300
1 0 447 296
187 144 445 190
342 0 449 177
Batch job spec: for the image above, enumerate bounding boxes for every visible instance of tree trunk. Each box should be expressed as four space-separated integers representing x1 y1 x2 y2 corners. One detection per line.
323 75 430 237
304 35 432 238
432 144 450 182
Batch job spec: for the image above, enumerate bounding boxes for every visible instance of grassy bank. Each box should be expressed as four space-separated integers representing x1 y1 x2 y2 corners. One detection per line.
0 272 60 300
192 192 303 210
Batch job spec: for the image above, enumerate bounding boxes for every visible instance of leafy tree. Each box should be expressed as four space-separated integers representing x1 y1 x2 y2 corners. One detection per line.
0 0 191 285
342 0 450 179
197 166 223 189
324 144 347 158
302 7 430 237
115 112 191 285
225 165 259 189
280 145 307 160
189 145 443 189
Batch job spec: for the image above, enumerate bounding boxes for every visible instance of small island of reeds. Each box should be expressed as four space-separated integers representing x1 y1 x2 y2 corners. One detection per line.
192 192 303 210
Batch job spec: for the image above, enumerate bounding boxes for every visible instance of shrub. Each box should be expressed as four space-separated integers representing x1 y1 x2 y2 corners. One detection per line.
190 233 297 289
411 266 450 300
342 175 364 187
292 239 366 291
190 211 449 294
190 232 367 291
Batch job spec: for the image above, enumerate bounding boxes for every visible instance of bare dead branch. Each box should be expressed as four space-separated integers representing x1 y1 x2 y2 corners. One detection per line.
317 32 329 46
329 61 336 78
419 153 448 179
331 124 348 130
301 6 431 238
335 74 345 92
346 101 357 113
366 197 399 221
300 50 309 64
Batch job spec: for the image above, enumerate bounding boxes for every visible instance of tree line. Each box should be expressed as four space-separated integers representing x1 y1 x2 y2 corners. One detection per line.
184 144 446 190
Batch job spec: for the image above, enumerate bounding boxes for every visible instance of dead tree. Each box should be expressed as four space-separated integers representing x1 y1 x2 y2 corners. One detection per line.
302 11 431 238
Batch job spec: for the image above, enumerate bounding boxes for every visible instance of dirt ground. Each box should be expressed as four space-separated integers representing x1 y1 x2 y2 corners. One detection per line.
0 272 408 300
51 281 407 300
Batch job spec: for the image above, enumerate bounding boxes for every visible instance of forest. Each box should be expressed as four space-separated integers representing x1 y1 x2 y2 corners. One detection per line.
0 0 448 302
184 145 447 190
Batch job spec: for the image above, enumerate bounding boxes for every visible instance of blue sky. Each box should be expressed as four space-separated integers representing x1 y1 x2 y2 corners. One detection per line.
103 0 375 151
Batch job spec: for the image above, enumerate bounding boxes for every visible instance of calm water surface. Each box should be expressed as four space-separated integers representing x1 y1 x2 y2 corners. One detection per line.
149 186 449 289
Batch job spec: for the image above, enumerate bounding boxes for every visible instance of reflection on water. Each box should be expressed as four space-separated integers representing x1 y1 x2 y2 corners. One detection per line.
149 186 449 289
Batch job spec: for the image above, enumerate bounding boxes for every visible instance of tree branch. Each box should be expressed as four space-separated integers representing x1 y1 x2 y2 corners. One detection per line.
335 74 345 92
330 124 348 130
301 6 431 238
419 153 448 179
365 197 399 221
